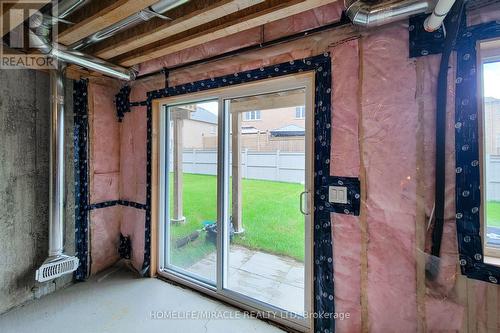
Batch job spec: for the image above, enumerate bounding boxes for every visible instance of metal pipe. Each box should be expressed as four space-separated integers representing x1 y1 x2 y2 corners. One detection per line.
29 30 136 80
150 0 189 13
56 0 89 19
51 47 137 80
424 0 456 31
48 62 66 257
35 62 80 282
346 0 435 27
69 0 189 50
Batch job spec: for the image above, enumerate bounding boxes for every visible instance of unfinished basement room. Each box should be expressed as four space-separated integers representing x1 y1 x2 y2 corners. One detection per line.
1 0 500 332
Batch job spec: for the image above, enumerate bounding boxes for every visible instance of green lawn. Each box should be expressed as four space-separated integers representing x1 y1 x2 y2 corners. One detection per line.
486 201 500 227
169 173 304 268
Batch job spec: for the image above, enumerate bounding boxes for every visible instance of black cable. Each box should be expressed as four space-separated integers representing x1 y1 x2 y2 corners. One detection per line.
430 0 467 259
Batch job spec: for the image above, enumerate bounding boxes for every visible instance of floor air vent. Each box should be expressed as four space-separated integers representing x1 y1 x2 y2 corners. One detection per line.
36 255 79 283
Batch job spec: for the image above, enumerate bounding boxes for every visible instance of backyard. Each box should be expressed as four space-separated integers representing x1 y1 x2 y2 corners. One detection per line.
169 173 305 268
486 201 500 227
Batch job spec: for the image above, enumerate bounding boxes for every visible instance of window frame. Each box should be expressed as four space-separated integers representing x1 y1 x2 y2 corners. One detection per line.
454 21 500 284
478 42 500 264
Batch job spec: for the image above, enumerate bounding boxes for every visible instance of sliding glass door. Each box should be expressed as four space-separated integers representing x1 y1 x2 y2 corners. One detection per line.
158 74 313 330
161 100 220 285
224 88 309 315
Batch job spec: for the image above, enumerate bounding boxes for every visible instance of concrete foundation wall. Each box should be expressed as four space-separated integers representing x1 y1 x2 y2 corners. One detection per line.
0 69 75 314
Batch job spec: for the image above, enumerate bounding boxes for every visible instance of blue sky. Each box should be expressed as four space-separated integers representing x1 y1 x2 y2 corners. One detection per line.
484 61 500 99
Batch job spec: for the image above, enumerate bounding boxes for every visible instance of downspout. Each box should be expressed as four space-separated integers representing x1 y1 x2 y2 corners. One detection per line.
346 0 436 27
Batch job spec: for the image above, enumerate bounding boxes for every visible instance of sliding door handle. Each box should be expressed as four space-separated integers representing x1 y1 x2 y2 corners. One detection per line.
300 191 309 216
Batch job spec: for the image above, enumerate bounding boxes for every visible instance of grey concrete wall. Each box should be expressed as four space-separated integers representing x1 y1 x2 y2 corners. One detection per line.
0 69 75 314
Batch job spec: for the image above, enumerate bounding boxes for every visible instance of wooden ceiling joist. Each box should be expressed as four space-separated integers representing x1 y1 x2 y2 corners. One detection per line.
57 0 160 46
115 0 338 67
94 0 265 60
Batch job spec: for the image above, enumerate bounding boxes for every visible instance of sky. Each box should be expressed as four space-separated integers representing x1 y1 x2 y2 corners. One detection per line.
484 61 500 99
198 101 218 115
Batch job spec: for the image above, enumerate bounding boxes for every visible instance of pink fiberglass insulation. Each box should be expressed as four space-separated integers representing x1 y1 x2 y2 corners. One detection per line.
88 82 122 274
90 206 121 275
138 4 343 76
330 39 362 333
120 104 147 203
361 24 419 332
119 80 155 271
418 53 466 330
120 206 146 271
140 26 357 89
263 2 343 41
138 28 263 76
120 107 147 271
89 82 120 204
416 52 459 299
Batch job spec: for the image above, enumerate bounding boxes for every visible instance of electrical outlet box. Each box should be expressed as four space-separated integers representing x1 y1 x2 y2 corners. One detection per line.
329 185 348 204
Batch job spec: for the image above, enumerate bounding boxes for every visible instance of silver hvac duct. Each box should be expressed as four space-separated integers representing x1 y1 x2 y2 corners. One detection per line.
346 0 435 27
29 31 136 80
69 0 190 50
52 48 137 80
35 63 80 283
56 0 89 19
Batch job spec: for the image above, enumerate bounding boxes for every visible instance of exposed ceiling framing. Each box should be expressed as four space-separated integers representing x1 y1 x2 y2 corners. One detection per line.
61 0 339 71
57 0 161 45
2 0 340 77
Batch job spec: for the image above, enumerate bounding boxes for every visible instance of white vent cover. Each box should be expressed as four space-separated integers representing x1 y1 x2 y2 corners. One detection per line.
35 256 79 282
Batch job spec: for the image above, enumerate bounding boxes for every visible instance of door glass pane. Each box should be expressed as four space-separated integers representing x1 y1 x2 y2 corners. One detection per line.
483 60 500 249
225 88 307 315
165 100 219 283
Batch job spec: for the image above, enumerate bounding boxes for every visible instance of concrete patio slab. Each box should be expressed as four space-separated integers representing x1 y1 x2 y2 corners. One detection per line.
187 245 305 314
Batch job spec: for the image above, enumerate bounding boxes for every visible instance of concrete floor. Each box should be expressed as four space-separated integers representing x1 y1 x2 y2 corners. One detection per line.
0 266 285 333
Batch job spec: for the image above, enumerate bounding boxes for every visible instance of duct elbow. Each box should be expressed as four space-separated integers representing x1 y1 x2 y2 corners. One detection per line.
346 2 372 27
346 0 435 28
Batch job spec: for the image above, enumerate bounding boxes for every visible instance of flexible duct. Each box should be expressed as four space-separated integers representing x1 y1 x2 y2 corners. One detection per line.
346 0 435 27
